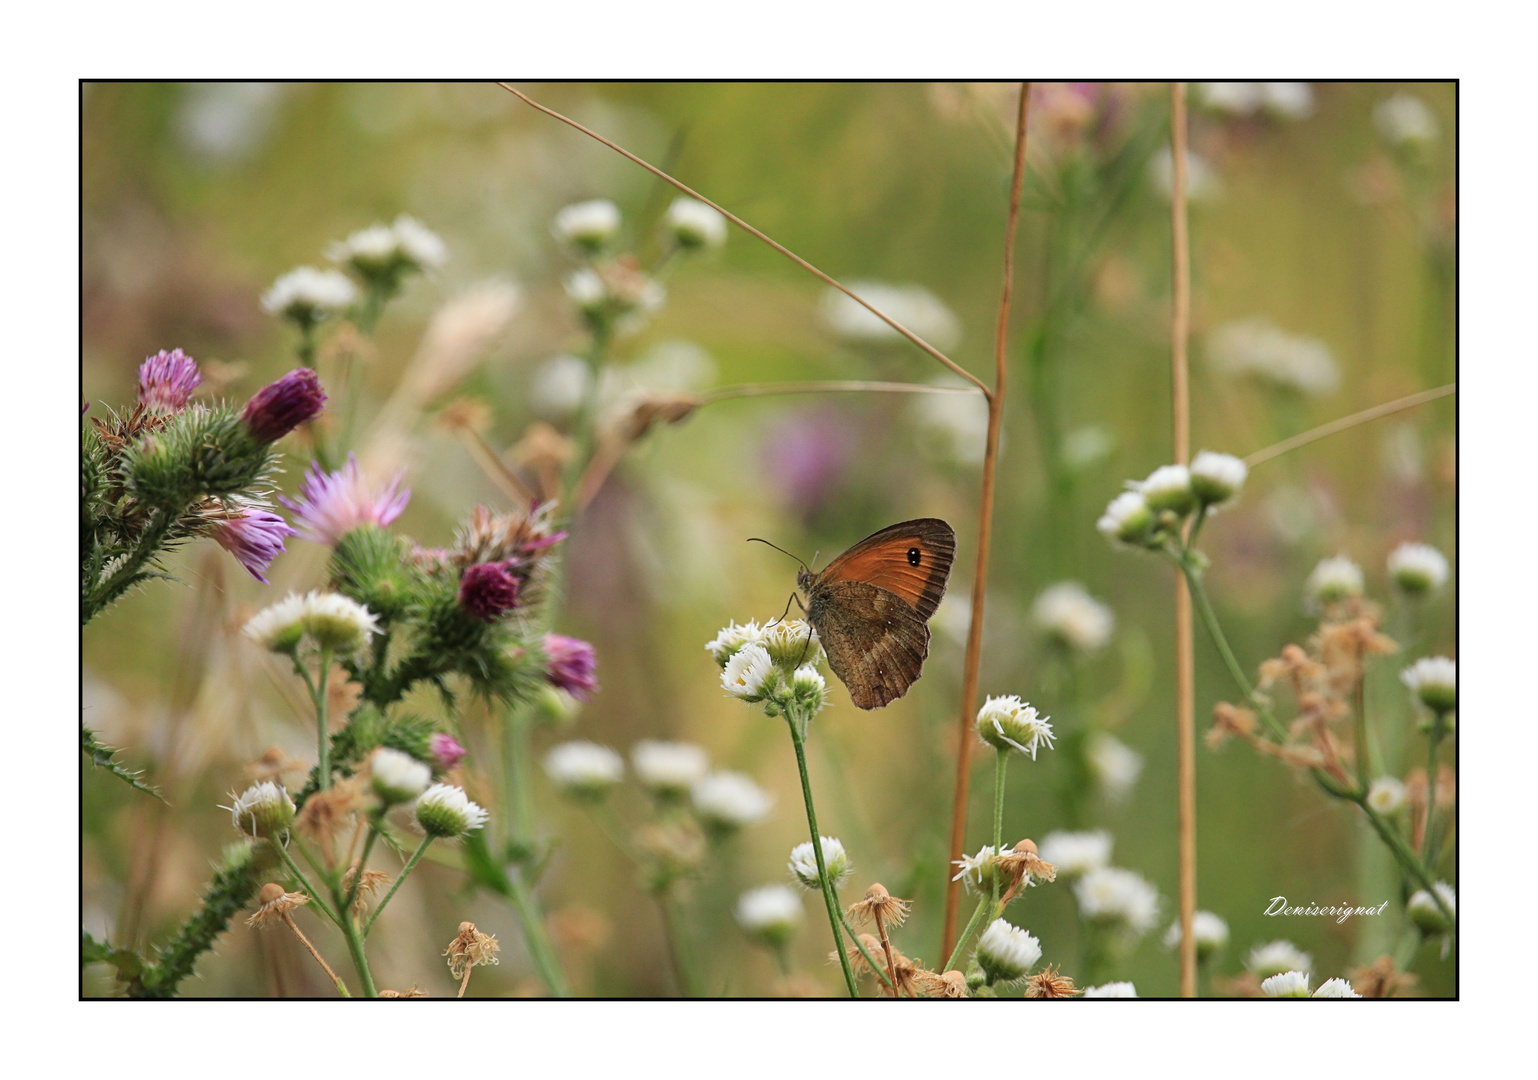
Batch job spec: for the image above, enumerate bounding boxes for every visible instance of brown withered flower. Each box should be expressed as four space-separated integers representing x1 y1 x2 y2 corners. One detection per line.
445 921 501 981
1024 964 1079 998
246 882 310 930
909 969 970 998
377 987 428 998
1349 955 1418 998
845 883 912 929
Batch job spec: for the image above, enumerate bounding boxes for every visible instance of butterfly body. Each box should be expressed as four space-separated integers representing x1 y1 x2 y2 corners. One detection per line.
797 518 956 709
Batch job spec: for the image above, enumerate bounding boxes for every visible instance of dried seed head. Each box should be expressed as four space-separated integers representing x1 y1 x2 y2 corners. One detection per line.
246 883 310 929
377 987 427 998
1024 964 1079 998
294 777 367 845
845 882 913 928
445 921 501 979
831 933 887 976
341 865 391 913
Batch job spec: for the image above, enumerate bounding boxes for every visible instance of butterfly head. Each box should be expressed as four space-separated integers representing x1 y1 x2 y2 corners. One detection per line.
796 564 816 594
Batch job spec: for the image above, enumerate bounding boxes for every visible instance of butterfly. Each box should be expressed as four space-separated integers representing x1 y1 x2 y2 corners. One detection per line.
763 519 957 710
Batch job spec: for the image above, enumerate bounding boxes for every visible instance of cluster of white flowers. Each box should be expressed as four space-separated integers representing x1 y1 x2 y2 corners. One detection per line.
975 695 1055 759
631 740 710 799
821 280 963 352
1097 452 1248 550
1402 656 1456 714
1082 981 1139 997
1207 317 1340 396
370 747 432 805
692 771 772 831
788 836 850 891
1375 93 1439 146
1073 866 1160 934
1387 541 1449 596
544 740 625 800
261 266 358 322
1305 555 1366 609
1085 732 1143 802
1246 939 1312 978
1163 910 1230 961
414 783 489 839
1039 830 1112 877
244 591 380 654
708 619 826 712
663 197 728 251
975 918 1042 985
734 885 802 946
1030 582 1114 653
553 198 622 253
564 265 666 328
1198 82 1314 120
329 215 447 274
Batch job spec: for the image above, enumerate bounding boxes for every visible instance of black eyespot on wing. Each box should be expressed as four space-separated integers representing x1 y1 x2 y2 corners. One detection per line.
907 547 921 566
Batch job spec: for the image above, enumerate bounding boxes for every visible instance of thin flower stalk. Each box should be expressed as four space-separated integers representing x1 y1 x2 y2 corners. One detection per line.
364 836 434 935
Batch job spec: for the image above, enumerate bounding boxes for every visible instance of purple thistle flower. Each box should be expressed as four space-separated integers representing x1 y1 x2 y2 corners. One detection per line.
240 368 327 443
459 562 521 621
280 453 410 545
211 501 296 583
137 348 203 412
543 633 598 701
430 732 468 772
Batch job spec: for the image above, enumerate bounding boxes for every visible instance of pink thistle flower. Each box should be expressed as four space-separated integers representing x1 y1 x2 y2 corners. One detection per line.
241 368 327 443
137 348 203 412
280 453 410 545
458 562 521 621
211 500 296 583
430 732 469 772
543 633 598 701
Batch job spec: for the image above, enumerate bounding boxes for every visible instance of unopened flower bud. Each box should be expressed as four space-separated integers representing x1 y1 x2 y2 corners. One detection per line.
414 783 489 838
1097 490 1155 546
1189 451 1248 507
371 747 431 805
227 781 295 839
240 368 327 444
788 836 850 891
553 199 621 254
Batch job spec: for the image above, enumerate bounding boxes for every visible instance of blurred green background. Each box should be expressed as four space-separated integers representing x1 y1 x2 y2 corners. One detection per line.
82 81 1455 997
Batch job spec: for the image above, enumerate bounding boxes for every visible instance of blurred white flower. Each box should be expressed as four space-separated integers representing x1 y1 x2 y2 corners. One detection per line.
1375 93 1438 146
1246 939 1312 978
1305 555 1366 609
909 377 989 466
1313 977 1362 998
632 740 710 797
663 197 728 251
1261 970 1312 998
1039 830 1112 876
1139 463 1197 515
553 198 622 253
1149 147 1220 202
1082 981 1138 997
1086 732 1143 802
1074 867 1160 934
788 836 851 890
529 355 593 420
1261 82 1314 120
1190 451 1249 508
1366 776 1407 815
692 771 772 831
1031 582 1114 653
544 741 625 800
1162 910 1230 961
1097 490 1155 546
1199 82 1264 115
1407 882 1456 934
370 747 431 805
821 280 963 352
1401 656 1456 713
1207 317 1340 396
176 82 286 164
1062 425 1116 471
261 267 358 322
735 885 802 946
951 844 1002 896
1387 542 1449 597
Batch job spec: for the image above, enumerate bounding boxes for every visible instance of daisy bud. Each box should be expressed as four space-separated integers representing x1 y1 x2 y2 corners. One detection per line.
1082 981 1139 997
790 664 827 712
414 783 489 838
760 620 823 669
1261 970 1311 998
370 747 432 805
137 348 203 412
691 771 772 834
663 197 728 251
300 591 380 653
544 740 624 802
552 199 621 254
429 732 468 773
1247 939 1312 978
735 885 802 948
1139 464 1197 515
1097 490 1155 546
722 643 775 702
227 781 295 839
1366 776 1407 815
243 593 310 654
1189 450 1248 507
1163 910 1230 963
632 740 710 800
240 368 327 444
1038 830 1113 877
1407 883 1456 935
976 695 1055 759
788 836 851 891
1401 656 1456 714
1305 555 1365 609
1312 977 1362 998
1387 542 1449 597
705 619 763 667
975 918 1042 986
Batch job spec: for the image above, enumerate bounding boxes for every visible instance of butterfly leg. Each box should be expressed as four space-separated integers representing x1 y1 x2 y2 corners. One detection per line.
768 591 807 628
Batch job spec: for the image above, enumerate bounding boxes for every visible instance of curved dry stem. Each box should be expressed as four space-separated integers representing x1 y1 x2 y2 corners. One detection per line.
497 82 987 395
699 380 982 405
1244 384 1456 467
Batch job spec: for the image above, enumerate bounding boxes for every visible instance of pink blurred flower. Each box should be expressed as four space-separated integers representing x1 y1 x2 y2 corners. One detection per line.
430 732 468 772
137 348 203 412
280 453 410 545
211 500 295 583
240 368 326 443
459 562 521 621
543 633 598 701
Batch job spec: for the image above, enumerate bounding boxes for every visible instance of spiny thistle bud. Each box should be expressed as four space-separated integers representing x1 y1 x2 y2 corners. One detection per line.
1189 450 1248 507
1387 542 1449 597
137 348 202 412
1097 490 1156 546
544 740 625 802
543 633 598 701
632 740 709 800
1261 970 1311 998
458 561 521 621
722 643 776 702
125 432 196 508
1401 656 1456 714
240 368 327 444
691 771 772 834
552 199 622 254
370 747 432 805
414 783 489 838
226 781 295 839
789 664 827 712
663 197 728 252
328 523 413 621
788 836 850 891
1138 464 1197 515
705 619 763 667
1407 883 1456 935
975 918 1041 986
976 695 1055 759
735 885 802 948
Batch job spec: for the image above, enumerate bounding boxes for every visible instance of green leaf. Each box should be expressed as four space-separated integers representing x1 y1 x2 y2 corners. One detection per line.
81 726 165 802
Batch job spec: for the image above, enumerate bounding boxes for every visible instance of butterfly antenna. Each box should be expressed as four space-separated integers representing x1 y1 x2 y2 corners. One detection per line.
746 537 809 570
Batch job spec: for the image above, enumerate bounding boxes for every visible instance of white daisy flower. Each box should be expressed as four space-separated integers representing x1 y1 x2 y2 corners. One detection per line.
243 592 311 653
788 836 850 890
1163 910 1230 962
975 918 1042 985
1097 490 1155 546
1190 450 1248 507
225 781 295 839
1086 732 1143 803
370 747 432 805
1138 464 1196 515
721 643 775 702
1030 582 1113 653
1312 977 1362 998
1261 970 1311 998
1246 939 1312 978
691 771 772 831
1305 555 1366 609
1082 981 1139 997
1387 542 1449 597
1074 867 1160 935
414 783 489 838
1401 656 1456 713
261 266 358 322
632 740 710 797
1407 882 1456 934
1366 776 1407 815
975 695 1055 759
663 197 727 251
543 740 624 800
1039 830 1113 877
735 885 802 946
553 198 621 253
1207 317 1339 396
704 619 764 666
1375 94 1438 146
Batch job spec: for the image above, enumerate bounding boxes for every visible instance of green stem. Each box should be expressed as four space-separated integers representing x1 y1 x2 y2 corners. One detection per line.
1354 795 1454 925
991 749 1009 918
564 323 612 503
657 888 700 997
83 507 171 622
837 912 896 994
313 647 333 790
272 839 341 926
343 816 383 913
944 894 992 974
1424 721 1449 867
339 912 377 997
364 836 433 935
505 867 572 997
786 708 859 998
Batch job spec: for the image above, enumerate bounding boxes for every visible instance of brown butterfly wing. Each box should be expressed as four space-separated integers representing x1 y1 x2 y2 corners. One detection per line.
808 580 931 710
813 518 956 621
